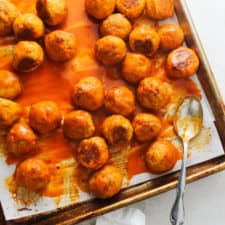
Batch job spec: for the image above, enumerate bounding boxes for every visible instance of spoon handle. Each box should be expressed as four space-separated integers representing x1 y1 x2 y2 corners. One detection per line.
170 141 189 225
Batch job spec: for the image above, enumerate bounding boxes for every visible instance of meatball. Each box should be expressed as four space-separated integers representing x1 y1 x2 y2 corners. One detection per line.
146 0 174 20
89 165 123 199
77 137 109 170
166 46 200 78
116 0 145 19
132 16 158 29
145 140 178 174
0 70 22 99
129 27 160 56
45 30 77 62
105 86 135 116
36 0 68 26
63 110 95 140
122 53 152 84
12 41 44 72
0 0 19 36
84 0 116 20
15 158 50 191
6 122 38 155
132 113 162 142
158 24 184 51
0 98 22 128
102 115 133 147
72 76 104 111
95 35 127 66
29 101 61 134
137 77 170 111
13 13 45 41
100 13 132 40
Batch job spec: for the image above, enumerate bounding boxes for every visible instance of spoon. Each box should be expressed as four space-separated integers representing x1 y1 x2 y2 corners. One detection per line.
170 95 203 225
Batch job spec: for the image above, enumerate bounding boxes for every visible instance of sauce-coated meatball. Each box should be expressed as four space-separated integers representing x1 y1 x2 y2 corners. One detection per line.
12 41 44 72
132 113 162 142
95 35 127 66
100 13 132 40
116 0 146 19
122 53 152 84
129 27 160 56
89 164 123 199
45 30 77 62
0 0 19 36
13 13 45 41
85 0 116 20
72 76 104 111
16 158 50 191
105 86 135 116
7 122 38 155
63 110 95 140
102 115 133 147
0 70 21 99
158 24 184 51
29 101 61 134
166 46 200 78
77 136 109 170
145 140 178 174
36 0 68 26
137 77 170 111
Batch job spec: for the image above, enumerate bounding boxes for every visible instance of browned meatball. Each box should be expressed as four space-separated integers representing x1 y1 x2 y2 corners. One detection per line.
132 15 158 29
72 76 104 111
0 98 22 128
116 0 146 19
77 136 109 170
7 122 38 155
105 86 135 116
95 35 127 66
12 41 44 72
132 113 162 142
158 24 184 51
45 30 77 62
63 110 95 140
145 140 178 174
85 0 116 20
16 158 50 191
13 13 45 41
129 27 160 56
0 0 19 36
122 53 152 84
137 77 170 111
100 13 132 40
89 164 123 199
102 115 133 147
36 0 68 26
166 46 200 78
0 70 22 99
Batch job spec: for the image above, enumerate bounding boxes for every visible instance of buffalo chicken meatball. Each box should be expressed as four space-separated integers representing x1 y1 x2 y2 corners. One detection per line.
122 53 152 84
0 70 21 99
95 35 127 66
77 137 109 170
89 164 123 199
129 27 160 56
29 101 61 134
166 46 200 78
102 115 133 147
16 158 50 191
72 76 104 111
63 110 95 140
145 140 178 174
45 30 77 62
12 41 44 72
36 0 68 26
105 86 135 116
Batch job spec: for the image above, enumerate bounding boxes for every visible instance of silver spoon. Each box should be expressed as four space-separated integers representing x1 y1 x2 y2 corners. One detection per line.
170 95 203 225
